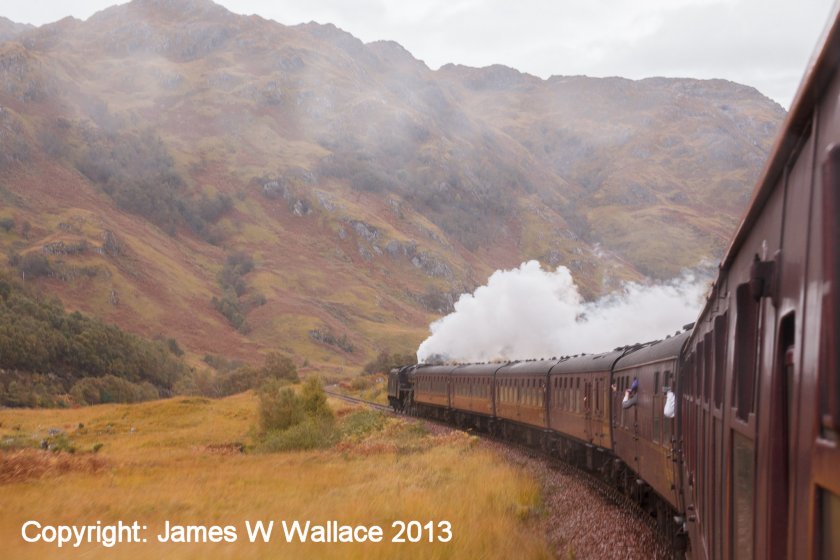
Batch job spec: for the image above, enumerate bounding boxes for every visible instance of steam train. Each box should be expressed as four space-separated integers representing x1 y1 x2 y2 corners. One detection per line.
389 6 840 559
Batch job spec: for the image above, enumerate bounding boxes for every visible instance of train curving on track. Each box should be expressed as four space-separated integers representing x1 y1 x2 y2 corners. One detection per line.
388 6 840 559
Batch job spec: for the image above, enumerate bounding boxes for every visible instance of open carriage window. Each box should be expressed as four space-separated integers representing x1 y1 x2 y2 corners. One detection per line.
734 283 759 422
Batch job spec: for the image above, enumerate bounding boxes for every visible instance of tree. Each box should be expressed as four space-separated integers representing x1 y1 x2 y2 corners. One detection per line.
301 376 333 421
262 352 299 382
362 350 415 375
258 380 304 433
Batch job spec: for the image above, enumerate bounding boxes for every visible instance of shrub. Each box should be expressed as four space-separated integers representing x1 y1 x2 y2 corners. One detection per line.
308 328 354 353
10 252 52 279
362 350 415 376
202 354 243 372
340 409 386 440
258 380 305 433
260 417 337 452
212 292 247 330
301 376 333 421
217 366 261 396
166 337 184 356
262 352 299 382
70 375 160 405
212 250 258 330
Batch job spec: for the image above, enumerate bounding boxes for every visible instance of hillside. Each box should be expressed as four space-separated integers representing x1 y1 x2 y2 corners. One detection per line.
0 0 785 374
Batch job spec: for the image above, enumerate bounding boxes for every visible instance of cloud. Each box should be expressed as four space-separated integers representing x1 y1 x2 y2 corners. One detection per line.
416 261 709 363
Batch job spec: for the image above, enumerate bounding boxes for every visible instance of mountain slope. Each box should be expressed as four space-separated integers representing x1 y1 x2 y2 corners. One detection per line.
0 0 785 373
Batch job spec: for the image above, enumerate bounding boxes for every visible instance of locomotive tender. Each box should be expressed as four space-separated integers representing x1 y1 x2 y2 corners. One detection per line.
389 5 840 558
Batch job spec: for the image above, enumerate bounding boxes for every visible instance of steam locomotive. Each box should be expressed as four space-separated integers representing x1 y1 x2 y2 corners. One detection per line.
389 6 840 559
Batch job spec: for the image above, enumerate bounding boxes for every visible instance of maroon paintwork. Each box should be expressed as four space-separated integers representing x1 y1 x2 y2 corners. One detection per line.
494 360 555 428
449 363 500 417
612 332 689 510
548 351 623 450
413 364 457 409
680 6 840 558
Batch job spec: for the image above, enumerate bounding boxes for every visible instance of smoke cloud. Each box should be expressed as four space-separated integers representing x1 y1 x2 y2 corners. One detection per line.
416 260 708 363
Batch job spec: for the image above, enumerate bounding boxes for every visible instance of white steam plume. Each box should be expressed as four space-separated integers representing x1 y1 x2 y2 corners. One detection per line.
416 260 708 363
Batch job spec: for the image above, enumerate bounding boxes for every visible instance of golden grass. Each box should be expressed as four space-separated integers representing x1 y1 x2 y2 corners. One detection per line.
0 394 551 559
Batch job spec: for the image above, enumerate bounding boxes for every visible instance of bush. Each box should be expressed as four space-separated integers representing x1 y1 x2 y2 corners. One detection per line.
70 375 159 405
202 354 243 372
340 409 386 440
260 417 337 452
166 337 184 356
301 376 333 421
0 217 14 232
309 328 354 353
218 366 261 396
362 350 415 376
9 252 52 279
212 250 258 330
258 380 305 433
256 377 340 452
211 292 247 331
262 352 299 382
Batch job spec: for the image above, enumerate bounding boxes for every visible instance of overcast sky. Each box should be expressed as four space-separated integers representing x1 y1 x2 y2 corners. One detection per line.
1 0 836 107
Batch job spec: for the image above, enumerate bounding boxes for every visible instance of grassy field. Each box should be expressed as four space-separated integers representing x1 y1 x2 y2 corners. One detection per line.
0 393 552 559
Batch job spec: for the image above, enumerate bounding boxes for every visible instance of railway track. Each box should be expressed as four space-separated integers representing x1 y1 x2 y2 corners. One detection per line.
324 390 393 413
325 390 673 557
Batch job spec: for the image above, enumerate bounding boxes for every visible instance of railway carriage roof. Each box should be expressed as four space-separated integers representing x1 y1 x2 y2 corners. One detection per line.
613 330 691 371
452 363 508 376
548 349 625 374
413 364 458 376
496 359 562 376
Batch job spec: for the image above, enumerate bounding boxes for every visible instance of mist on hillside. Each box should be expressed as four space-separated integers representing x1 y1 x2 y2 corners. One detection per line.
416 260 708 363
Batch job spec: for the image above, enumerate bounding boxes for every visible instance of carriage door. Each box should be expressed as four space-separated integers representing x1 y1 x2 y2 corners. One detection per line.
584 380 594 443
592 377 601 446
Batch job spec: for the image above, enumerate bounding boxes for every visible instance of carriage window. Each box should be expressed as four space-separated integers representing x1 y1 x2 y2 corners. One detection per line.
595 379 600 413
731 431 755 559
714 314 727 409
820 488 840 560
734 283 760 421
821 144 840 438
565 379 570 410
684 354 694 400
653 372 660 442
697 339 705 399
704 331 713 402
560 379 565 410
664 372 673 442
